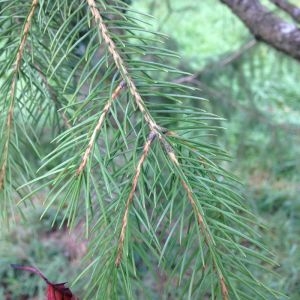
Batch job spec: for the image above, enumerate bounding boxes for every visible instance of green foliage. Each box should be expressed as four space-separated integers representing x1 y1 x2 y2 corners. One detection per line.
0 0 291 299
134 1 300 299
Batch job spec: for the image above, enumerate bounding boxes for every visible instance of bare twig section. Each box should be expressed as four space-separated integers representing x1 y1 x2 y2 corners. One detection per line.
174 39 256 85
218 39 257 66
0 0 38 190
156 0 197 31
86 0 160 132
270 0 300 23
76 80 126 175
115 131 157 267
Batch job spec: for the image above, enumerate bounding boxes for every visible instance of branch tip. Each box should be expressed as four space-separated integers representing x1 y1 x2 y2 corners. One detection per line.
76 80 126 175
0 0 38 190
115 131 156 266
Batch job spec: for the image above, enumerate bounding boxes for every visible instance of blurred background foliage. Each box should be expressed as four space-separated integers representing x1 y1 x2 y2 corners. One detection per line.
1 0 299 298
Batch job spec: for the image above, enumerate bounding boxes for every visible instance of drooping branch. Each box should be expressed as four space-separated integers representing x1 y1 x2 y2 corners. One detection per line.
76 80 126 175
115 131 157 266
85 0 182 154
220 0 300 61
270 0 300 23
160 138 229 300
86 0 159 133
0 0 39 190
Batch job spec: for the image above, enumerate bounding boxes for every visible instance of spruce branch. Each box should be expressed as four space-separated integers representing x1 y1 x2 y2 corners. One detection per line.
86 0 223 274
160 138 211 242
160 137 229 300
0 0 38 190
115 130 157 267
86 0 160 133
84 3 245 298
0 2 278 298
76 80 127 175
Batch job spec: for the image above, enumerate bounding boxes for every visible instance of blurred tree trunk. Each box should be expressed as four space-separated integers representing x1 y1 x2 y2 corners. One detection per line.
220 0 300 61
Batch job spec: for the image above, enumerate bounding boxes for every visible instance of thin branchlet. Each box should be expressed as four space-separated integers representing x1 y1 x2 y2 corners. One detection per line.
160 137 211 243
0 0 39 190
86 0 159 132
160 137 229 299
76 80 126 175
115 131 157 266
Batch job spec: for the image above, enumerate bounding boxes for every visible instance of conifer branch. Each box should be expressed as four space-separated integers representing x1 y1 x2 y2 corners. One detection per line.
0 0 38 190
76 80 126 175
115 131 157 266
160 137 229 299
86 0 160 133
160 138 211 241
0 2 279 298
86 6 230 292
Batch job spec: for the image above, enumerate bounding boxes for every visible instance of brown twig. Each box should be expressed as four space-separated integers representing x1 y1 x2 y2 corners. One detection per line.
86 0 160 133
76 80 126 175
220 275 229 300
115 131 157 266
157 0 197 31
0 0 38 190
